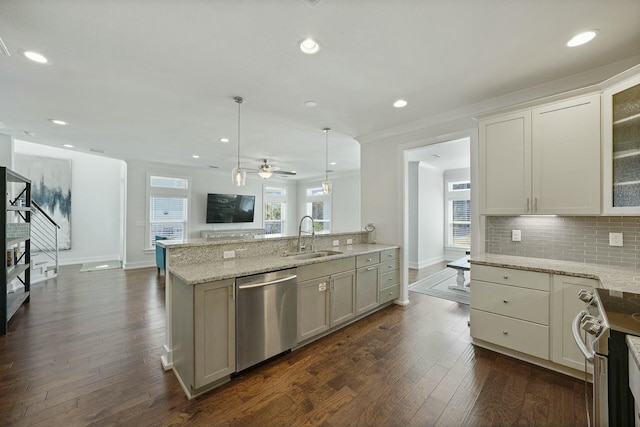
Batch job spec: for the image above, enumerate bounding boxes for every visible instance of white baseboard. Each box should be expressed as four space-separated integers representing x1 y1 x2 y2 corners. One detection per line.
59 254 122 266
123 261 155 270
408 256 446 270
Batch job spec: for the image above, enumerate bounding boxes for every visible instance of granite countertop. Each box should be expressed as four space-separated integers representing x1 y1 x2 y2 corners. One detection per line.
471 253 640 293
627 336 640 371
169 243 399 285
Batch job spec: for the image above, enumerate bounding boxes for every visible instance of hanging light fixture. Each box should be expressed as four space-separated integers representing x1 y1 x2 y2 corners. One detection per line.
322 128 332 194
231 96 246 186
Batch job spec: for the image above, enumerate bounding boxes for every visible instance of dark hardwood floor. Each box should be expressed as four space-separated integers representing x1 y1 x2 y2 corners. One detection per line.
0 265 590 426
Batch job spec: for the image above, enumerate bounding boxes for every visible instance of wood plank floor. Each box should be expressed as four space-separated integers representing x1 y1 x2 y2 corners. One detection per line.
0 265 591 426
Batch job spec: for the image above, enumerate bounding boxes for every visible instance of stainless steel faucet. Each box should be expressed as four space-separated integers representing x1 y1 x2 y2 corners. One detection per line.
298 215 315 252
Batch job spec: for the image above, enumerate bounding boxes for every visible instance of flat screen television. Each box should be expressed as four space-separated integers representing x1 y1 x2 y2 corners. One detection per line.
206 193 255 223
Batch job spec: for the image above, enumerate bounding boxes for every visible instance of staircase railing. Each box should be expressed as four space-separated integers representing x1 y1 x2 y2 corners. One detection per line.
30 200 60 277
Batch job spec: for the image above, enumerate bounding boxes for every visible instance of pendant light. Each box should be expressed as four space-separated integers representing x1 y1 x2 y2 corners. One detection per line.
231 96 246 186
322 128 332 194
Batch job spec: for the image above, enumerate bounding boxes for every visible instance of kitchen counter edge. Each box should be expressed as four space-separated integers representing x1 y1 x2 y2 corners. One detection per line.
470 253 640 293
169 243 400 285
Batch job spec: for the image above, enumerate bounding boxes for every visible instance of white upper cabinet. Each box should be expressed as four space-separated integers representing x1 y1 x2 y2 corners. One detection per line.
603 73 640 214
479 93 601 215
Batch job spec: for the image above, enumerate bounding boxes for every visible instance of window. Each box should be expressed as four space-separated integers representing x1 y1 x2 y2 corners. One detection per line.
264 186 286 237
146 174 189 248
445 174 470 249
306 186 331 234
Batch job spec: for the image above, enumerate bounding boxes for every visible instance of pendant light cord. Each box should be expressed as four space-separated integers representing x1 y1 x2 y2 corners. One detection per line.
235 96 243 169
324 128 330 180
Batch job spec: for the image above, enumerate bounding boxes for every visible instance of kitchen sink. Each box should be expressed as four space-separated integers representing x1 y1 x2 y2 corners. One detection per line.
285 250 343 260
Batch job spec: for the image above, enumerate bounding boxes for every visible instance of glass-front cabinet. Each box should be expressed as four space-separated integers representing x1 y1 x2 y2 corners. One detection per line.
603 72 640 214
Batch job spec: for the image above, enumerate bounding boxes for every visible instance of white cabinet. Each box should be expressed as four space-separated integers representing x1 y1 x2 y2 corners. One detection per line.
171 276 235 396
479 93 601 214
356 265 378 315
550 275 598 372
330 270 356 327
297 276 331 342
470 265 550 360
603 72 640 214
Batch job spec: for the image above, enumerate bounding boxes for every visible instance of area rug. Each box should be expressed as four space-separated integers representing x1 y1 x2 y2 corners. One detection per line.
79 260 122 272
409 267 470 305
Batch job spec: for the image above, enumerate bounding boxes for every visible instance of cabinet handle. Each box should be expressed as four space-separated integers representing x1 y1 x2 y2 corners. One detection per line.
503 275 509 280
231 285 235 300
388 277 393 281
503 299 508 304
534 197 538 213
526 198 530 212
367 258 372 262
367 267 375 271
389 291 393 295
503 331 508 335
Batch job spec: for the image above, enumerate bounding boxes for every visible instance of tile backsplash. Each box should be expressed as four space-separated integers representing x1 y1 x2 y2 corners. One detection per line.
485 216 640 270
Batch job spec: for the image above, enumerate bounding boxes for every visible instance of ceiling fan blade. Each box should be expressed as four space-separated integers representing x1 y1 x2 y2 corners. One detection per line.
273 170 296 176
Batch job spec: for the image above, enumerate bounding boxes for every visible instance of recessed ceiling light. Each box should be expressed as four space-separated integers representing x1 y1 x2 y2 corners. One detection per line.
192 155 200 159
330 162 337 165
567 30 598 47
63 144 73 148
49 119 68 125
393 99 408 108
219 137 229 143
299 38 321 54
22 50 48 64
305 100 317 107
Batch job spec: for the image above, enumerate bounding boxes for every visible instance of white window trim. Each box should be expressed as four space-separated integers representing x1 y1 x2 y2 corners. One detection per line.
263 185 287 238
444 170 470 250
145 172 191 250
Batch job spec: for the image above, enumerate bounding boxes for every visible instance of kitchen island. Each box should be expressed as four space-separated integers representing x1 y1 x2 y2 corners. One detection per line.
159 231 400 398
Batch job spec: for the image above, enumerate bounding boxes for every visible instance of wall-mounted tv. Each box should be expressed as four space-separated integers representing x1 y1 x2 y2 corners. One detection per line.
206 193 256 223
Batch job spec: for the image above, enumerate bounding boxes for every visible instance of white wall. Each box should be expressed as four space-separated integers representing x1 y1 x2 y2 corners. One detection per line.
124 160 300 269
0 134 13 168
296 173 361 234
408 162 445 269
15 140 125 265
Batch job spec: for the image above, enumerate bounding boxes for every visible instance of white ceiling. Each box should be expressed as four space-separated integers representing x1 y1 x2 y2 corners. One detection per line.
408 137 470 172
1 1 639 180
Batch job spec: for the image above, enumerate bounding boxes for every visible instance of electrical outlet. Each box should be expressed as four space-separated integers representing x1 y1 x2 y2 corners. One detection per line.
333 240 339 246
347 238 353 245
609 232 623 247
512 230 521 242
223 250 235 259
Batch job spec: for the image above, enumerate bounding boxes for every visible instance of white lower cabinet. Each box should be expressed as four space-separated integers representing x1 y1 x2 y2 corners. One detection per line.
551 275 598 372
297 276 331 342
330 270 356 326
356 265 379 315
470 265 550 360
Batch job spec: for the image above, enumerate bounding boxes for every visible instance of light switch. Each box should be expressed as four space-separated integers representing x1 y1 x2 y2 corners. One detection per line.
512 230 521 242
609 232 623 247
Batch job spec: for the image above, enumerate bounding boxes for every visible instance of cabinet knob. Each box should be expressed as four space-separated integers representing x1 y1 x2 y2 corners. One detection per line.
503 331 508 335
367 258 372 262
503 276 509 280
389 291 393 295
503 299 508 304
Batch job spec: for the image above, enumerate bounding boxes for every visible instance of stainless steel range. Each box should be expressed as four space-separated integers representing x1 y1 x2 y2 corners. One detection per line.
573 288 640 427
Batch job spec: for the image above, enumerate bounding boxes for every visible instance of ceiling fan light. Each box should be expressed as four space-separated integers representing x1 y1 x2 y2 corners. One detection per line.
258 170 273 179
232 166 246 186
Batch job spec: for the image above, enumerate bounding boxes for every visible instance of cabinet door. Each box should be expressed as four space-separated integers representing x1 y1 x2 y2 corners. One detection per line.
532 94 601 214
603 73 640 214
551 275 598 373
297 276 331 342
479 110 532 214
330 270 356 327
356 266 378 315
194 279 235 389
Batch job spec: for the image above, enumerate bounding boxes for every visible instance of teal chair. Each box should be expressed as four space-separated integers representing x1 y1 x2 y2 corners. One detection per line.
155 235 168 273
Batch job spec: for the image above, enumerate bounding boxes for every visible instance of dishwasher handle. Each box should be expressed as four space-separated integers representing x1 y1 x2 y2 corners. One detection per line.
572 310 595 363
237 274 297 290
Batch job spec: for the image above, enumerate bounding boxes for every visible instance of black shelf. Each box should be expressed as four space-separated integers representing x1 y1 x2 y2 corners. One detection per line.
2 166 31 335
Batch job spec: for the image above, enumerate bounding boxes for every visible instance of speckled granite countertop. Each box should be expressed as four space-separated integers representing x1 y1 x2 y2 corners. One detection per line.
169 243 399 285
627 336 640 371
471 253 640 293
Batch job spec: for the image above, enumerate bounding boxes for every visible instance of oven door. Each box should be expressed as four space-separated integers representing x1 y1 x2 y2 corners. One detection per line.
572 309 609 427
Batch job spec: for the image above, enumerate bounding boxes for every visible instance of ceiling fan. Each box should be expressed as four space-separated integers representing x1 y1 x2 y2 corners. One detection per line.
253 159 297 179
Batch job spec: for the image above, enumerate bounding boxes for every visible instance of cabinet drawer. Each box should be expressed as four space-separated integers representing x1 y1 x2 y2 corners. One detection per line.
356 252 380 268
471 280 549 325
470 309 549 360
471 264 549 291
379 259 399 273
379 270 399 290
379 284 399 304
380 248 398 261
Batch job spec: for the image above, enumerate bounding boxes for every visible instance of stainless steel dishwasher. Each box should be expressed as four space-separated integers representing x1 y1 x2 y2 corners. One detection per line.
236 268 297 372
